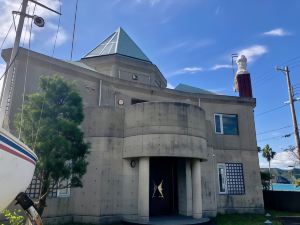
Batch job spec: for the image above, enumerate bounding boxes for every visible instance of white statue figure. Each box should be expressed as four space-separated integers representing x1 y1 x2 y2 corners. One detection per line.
236 55 248 75
234 55 248 92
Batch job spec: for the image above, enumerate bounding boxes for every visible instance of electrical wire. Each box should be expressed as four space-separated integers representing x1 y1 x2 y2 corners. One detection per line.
289 60 300 67
51 0 61 57
257 132 294 142
280 55 300 66
33 0 62 150
0 50 20 81
255 104 288 117
252 55 300 89
0 3 22 52
290 64 300 69
19 3 37 138
0 23 14 52
257 125 294 135
0 3 23 82
70 0 79 60
21 4 31 48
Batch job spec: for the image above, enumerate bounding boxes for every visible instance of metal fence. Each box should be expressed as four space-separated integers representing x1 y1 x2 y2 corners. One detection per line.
263 190 300 212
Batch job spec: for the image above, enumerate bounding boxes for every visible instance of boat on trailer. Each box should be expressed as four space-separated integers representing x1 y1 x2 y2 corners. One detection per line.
0 128 37 211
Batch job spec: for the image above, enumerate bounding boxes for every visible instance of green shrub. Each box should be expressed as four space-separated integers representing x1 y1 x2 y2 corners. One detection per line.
1 209 25 225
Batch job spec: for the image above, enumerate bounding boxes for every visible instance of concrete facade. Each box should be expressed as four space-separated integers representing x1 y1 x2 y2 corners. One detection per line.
1 29 264 224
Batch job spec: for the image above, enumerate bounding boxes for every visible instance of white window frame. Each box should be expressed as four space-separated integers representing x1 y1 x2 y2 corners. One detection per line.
217 163 227 194
214 113 238 135
214 114 223 134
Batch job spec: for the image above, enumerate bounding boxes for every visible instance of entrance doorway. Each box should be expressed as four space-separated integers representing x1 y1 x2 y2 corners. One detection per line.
149 157 178 216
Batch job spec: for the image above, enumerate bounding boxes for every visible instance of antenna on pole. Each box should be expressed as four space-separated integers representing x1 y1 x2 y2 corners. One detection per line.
231 53 238 76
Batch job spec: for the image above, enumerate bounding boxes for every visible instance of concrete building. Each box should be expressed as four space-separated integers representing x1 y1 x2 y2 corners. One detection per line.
1 27 264 224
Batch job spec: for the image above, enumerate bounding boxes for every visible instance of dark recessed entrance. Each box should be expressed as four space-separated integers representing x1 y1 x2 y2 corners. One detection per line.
149 157 178 216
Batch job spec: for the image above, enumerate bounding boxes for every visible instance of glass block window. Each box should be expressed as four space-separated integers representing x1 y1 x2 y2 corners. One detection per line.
226 163 245 195
214 114 239 135
217 163 245 195
25 176 69 199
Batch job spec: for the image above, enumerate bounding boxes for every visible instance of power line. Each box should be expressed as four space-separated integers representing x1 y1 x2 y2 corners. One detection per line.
252 55 300 89
0 49 20 81
280 55 300 66
0 23 14 51
290 64 300 69
33 0 62 150
70 0 79 60
257 132 294 142
19 2 37 138
51 0 61 57
255 104 288 117
257 124 293 135
289 60 300 66
0 3 22 52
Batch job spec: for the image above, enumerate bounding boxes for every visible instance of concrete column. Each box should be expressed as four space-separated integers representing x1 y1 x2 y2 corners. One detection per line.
138 157 149 222
192 159 202 219
186 159 193 216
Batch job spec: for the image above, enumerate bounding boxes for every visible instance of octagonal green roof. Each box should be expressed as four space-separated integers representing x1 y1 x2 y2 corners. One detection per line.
83 27 150 62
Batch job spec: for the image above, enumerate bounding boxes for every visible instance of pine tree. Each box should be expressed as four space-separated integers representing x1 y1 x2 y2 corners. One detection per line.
15 75 90 215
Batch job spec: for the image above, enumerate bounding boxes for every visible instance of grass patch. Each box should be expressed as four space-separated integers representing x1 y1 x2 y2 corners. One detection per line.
214 212 288 225
214 211 300 225
269 210 300 217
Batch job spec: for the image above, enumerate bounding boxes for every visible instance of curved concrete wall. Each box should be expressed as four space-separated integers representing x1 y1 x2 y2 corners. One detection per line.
124 102 208 159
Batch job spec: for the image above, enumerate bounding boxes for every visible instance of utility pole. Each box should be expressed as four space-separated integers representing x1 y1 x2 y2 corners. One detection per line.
276 66 300 159
0 0 60 130
0 0 29 129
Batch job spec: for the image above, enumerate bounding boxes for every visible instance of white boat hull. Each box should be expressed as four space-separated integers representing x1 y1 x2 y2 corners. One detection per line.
0 128 37 211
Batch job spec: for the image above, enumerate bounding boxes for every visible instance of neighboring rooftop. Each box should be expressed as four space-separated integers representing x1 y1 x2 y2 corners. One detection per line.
83 27 151 62
174 83 218 95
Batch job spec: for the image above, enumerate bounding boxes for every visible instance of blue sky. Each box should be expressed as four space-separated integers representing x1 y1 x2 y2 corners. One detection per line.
1 0 300 168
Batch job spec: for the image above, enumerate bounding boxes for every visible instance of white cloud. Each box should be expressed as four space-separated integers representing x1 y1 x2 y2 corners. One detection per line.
135 0 161 6
167 83 174 89
211 64 231 70
54 28 67 46
215 5 221 15
260 150 299 169
0 0 21 47
238 45 268 62
47 23 68 47
0 64 5 94
0 0 65 50
263 28 292 37
0 63 6 75
162 41 188 54
162 39 214 54
160 17 171 24
177 67 203 74
207 88 226 94
271 150 299 169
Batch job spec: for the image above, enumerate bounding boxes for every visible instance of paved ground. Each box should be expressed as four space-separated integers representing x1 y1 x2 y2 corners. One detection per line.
123 215 211 225
278 217 300 225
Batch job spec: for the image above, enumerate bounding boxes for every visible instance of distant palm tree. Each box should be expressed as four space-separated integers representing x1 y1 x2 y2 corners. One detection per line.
262 144 276 180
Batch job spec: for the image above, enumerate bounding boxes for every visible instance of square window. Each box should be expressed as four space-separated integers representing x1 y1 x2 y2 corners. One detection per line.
214 114 239 135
